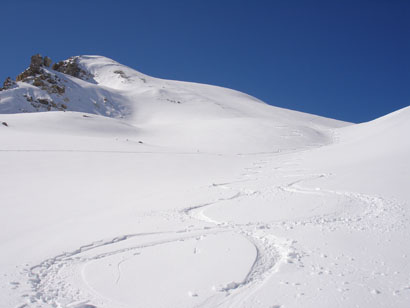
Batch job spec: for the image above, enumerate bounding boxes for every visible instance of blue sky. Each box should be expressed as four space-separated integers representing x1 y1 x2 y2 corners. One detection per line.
1 0 409 123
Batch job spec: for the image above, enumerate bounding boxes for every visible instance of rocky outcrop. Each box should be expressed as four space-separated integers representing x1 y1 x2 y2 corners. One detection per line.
0 77 16 91
11 54 93 90
6 54 71 111
12 54 65 95
52 56 93 81
30 54 43 73
2 54 95 113
16 54 50 82
43 56 52 67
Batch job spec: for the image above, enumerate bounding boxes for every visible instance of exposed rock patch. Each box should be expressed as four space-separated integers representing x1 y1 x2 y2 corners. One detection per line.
5 54 72 111
16 54 47 82
20 70 65 95
0 77 16 91
1 54 109 114
52 56 94 81
114 70 129 79
44 56 52 67
30 54 43 73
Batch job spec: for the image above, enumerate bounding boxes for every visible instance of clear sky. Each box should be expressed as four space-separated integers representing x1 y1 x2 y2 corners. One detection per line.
1 0 409 123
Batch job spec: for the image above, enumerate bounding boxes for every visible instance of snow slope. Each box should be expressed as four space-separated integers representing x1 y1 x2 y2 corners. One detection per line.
0 55 346 154
0 56 409 308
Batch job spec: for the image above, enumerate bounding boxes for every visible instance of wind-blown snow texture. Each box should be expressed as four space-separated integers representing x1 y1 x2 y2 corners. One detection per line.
0 56 409 308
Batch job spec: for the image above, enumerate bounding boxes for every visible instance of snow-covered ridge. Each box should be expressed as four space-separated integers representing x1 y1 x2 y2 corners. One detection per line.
0 55 130 117
0 54 349 154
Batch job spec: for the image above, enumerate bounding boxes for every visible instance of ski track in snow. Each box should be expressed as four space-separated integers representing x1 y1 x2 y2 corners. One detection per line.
13 145 407 308
2 55 409 308
181 163 405 307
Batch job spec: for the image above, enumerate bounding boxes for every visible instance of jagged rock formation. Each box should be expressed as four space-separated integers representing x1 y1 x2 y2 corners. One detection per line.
2 54 70 111
9 54 92 91
16 54 48 82
52 56 94 81
0 54 117 115
43 56 52 67
0 77 16 91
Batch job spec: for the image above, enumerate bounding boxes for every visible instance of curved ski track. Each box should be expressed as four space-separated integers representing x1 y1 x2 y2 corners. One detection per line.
13 145 406 308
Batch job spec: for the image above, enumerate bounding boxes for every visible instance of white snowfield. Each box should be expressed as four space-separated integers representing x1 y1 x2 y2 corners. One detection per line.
0 56 409 308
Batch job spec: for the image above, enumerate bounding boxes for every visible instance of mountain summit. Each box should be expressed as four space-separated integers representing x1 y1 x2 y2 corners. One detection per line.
0 54 348 153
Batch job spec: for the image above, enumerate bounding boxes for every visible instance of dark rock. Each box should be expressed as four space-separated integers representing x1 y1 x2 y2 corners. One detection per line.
23 94 33 102
51 85 65 94
30 54 43 74
52 56 93 80
2 122 8 127
16 54 52 82
114 70 129 79
1 77 16 91
16 70 31 82
52 61 63 70
47 77 57 84
37 98 50 105
33 78 45 87
43 56 52 67
52 58 81 77
17 64 67 96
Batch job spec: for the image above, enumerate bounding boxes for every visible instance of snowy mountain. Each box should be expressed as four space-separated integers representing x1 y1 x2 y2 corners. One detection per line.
0 55 347 154
0 55 409 308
